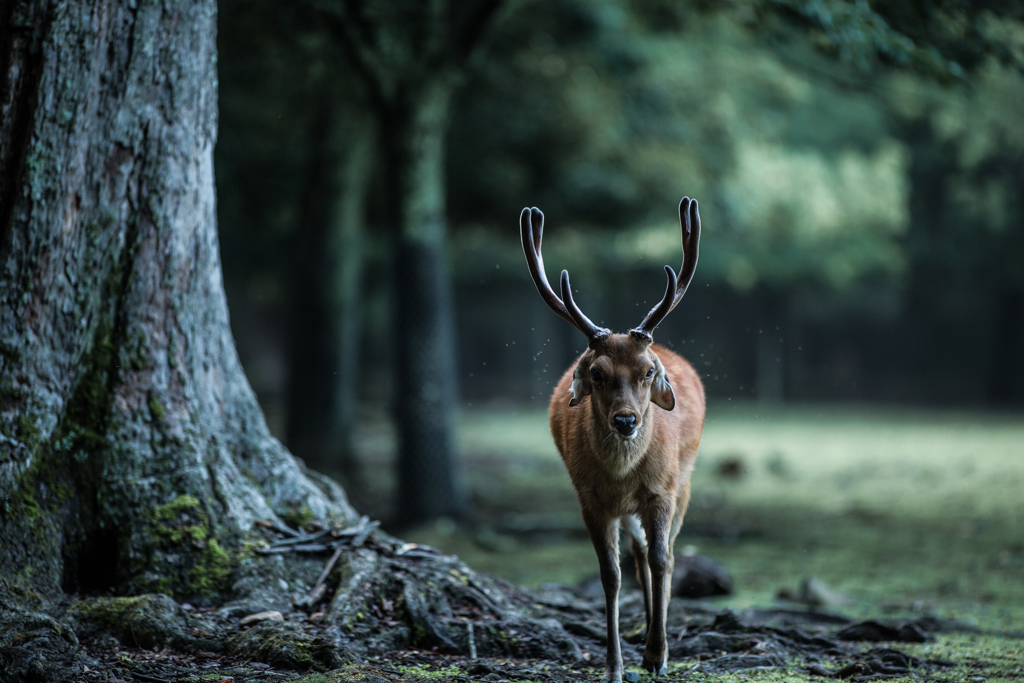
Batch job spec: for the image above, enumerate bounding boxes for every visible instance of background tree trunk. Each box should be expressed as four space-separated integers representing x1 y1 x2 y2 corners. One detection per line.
756 288 786 405
989 287 1024 406
0 0 354 600
381 79 465 523
285 99 372 487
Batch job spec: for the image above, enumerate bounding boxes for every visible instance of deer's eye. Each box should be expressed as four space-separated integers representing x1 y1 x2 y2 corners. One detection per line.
590 368 602 383
645 367 655 380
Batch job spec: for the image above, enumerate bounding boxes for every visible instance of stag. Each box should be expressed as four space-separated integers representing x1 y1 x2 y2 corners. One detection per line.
521 199 706 681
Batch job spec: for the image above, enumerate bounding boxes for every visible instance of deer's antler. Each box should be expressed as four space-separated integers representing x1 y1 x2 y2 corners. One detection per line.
521 207 609 343
633 197 701 339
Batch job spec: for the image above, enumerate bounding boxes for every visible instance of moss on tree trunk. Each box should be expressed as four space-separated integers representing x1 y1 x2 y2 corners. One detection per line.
0 0 355 602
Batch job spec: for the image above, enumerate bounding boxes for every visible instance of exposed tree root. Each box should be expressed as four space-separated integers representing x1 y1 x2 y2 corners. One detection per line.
0 525 977 683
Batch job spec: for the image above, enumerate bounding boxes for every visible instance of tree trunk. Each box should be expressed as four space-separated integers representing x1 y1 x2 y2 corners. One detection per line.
0 0 354 600
286 99 372 486
380 78 465 523
756 288 786 405
331 118 374 486
989 287 1024 406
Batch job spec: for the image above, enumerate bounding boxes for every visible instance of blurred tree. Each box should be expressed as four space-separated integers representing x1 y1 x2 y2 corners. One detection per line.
211 0 1024 532
446 0 1024 403
312 0 509 523
448 2 912 401
286 97 374 484
217 0 374 485
892 58 1024 404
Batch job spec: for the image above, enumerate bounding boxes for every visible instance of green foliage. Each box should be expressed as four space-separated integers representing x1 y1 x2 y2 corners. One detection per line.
451 4 909 288
888 52 1024 290
768 0 943 75
447 1 1024 297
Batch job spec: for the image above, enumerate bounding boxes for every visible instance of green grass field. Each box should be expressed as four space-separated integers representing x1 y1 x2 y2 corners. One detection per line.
352 402 1024 678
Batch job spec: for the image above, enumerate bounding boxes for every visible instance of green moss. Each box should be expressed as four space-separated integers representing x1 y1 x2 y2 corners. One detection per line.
12 482 41 519
226 621 319 670
147 394 164 422
237 538 269 561
281 504 314 531
4 414 59 523
69 595 155 631
146 495 232 598
187 538 231 597
17 415 41 451
394 664 464 680
167 330 179 369
153 494 200 522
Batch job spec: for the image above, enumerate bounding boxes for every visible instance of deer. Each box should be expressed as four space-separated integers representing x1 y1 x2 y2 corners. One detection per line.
520 198 706 682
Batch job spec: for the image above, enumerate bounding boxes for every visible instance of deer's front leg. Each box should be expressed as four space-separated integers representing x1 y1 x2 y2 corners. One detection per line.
625 514 653 633
641 500 673 676
583 511 622 683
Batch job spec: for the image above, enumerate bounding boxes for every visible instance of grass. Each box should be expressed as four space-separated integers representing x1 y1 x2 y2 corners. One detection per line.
347 401 1024 677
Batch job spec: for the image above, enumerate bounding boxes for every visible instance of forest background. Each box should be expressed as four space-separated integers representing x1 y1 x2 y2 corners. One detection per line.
215 0 1024 517
2 0 1023 680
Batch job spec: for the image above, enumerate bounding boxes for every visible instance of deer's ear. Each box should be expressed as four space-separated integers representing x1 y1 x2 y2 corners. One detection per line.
569 362 592 407
650 353 675 411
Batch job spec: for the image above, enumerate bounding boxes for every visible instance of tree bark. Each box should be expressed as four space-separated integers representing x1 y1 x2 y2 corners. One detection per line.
380 78 465 523
0 0 354 600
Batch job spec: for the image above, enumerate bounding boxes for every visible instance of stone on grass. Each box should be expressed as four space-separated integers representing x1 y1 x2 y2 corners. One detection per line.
673 553 733 598
776 577 851 607
239 610 285 627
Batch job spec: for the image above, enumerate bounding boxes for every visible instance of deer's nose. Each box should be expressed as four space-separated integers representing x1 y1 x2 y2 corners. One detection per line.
613 413 637 435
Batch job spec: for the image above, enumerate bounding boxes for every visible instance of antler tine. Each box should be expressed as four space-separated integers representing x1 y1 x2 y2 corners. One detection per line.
520 206 577 327
631 266 678 342
521 207 576 328
634 197 702 337
521 207 609 341
560 270 609 343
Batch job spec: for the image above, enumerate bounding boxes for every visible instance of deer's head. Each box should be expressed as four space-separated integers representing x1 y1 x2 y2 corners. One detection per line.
521 199 700 440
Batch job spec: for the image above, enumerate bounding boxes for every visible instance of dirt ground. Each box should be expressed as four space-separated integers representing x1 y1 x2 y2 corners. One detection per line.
3 403 1022 683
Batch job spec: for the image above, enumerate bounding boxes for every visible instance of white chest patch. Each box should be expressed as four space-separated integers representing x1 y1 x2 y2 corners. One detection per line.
623 514 648 549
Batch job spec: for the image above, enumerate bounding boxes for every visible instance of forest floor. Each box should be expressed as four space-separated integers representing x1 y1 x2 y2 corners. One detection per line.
345 402 1024 681
5 403 1022 683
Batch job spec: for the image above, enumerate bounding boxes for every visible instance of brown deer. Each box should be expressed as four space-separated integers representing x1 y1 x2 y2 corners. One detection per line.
520 199 706 682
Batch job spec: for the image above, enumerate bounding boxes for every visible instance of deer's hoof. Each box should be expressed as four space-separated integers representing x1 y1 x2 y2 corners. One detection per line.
641 656 668 677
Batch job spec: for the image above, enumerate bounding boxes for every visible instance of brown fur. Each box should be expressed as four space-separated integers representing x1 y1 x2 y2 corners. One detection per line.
548 334 705 681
